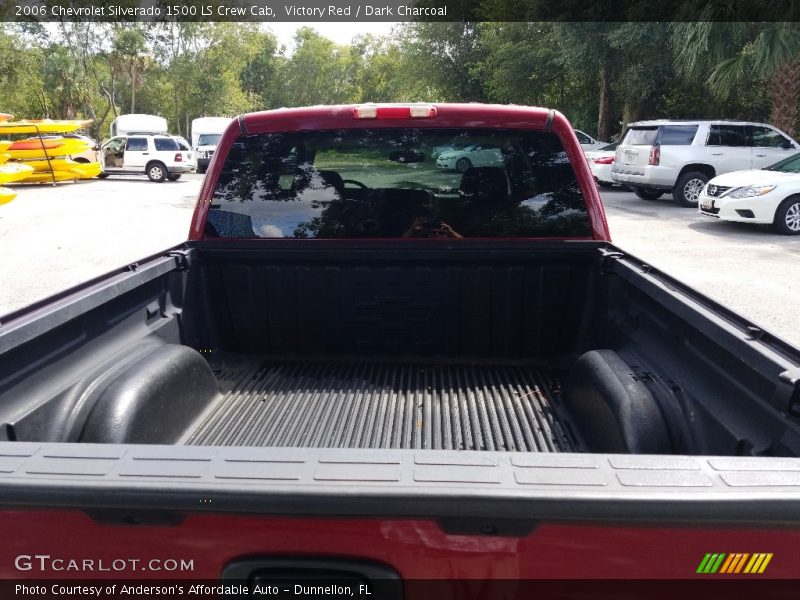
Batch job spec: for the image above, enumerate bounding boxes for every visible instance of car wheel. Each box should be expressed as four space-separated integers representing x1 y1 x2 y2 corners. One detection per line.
634 188 663 200
147 162 167 183
597 181 615 188
773 196 800 235
167 174 182 181
198 167 206 174
455 157 472 173
674 171 709 207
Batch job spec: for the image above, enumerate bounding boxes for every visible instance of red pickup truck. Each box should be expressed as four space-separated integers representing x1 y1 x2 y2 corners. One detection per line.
1 104 799 596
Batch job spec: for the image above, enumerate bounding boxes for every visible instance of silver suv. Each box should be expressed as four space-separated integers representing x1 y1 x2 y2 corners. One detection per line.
612 120 800 206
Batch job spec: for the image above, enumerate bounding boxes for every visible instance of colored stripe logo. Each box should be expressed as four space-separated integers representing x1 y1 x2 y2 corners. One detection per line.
697 553 772 574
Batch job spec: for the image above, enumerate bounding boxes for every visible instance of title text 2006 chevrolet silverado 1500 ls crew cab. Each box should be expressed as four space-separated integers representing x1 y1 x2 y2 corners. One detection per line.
1 104 800 592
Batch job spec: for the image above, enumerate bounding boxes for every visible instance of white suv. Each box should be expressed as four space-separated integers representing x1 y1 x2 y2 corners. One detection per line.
100 134 193 182
611 120 800 206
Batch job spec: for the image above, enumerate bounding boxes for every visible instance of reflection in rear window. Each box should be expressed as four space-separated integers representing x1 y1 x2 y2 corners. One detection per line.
207 128 592 239
623 127 658 145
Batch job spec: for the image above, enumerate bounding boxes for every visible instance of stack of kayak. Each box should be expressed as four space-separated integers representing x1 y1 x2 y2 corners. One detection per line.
0 118 102 204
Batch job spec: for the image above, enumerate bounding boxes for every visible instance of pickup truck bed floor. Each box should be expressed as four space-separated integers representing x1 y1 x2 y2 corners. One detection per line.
184 359 582 452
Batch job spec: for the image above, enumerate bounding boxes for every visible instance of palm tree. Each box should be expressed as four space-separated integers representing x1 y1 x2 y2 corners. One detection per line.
673 22 800 136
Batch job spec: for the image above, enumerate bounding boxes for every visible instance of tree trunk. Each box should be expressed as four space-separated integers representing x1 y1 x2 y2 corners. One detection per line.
769 55 800 137
130 65 136 113
597 61 612 141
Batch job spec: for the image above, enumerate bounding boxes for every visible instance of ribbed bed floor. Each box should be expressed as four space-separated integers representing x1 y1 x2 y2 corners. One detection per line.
185 360 581 452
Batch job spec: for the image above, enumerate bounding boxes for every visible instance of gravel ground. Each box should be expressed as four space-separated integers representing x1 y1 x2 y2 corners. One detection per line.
0 175 798 347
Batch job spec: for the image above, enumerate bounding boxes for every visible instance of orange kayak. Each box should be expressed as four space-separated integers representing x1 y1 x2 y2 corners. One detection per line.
8 139 63 150
0 114 13 122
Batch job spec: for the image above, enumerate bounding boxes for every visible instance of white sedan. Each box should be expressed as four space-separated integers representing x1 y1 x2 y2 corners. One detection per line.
698 152 800 235
574 130 609 152
435 144 503 172
585 143 617 188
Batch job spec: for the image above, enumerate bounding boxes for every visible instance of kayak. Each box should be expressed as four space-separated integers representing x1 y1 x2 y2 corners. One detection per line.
22 158 97 172
0 153 9 165
8 139 62 151
0 141 11 152
20 160 101 179
0 163 34 184
71 162 102 178
0 114 13 122
0 119 91 135
0 187 16 205
20 170 82 183
7 139 91 159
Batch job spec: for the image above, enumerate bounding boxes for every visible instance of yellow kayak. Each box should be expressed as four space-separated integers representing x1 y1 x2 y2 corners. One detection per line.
0 187 16 205
71 162 102 179
21 170 83 183
0 119 91 135
22 158 98 172
0 141 11 152
7 139 91 159
0 163 34 184
0 153 9 165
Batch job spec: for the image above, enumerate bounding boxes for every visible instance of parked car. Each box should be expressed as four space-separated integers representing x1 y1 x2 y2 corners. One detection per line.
100 133 192 182
574 129 609 152
612 120 800 207
173 135 197 171
192 117 231 173
698 152 800 235
435 143 503 172
436 144 503 173
586 142 617 187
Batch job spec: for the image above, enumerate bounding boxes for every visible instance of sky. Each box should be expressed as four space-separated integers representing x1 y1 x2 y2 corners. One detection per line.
265 22 400 49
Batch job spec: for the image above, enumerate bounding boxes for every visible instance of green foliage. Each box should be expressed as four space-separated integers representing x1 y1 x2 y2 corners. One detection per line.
0 21 789 140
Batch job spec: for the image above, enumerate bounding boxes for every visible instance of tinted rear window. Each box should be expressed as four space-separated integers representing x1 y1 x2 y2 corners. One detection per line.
707 125 748 147
207 128 592 239
659 125 698 145
623 127 658 145
154 137 180 151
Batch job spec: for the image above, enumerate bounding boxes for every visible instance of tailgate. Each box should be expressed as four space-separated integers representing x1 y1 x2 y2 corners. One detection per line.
1 444 800 583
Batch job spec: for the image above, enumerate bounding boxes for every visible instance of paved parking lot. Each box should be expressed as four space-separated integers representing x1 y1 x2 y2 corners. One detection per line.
1 175 798 347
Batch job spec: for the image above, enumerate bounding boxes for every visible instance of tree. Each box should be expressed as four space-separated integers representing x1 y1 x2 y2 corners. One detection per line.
111 28 150 113
397 22 488 102
673 22 800 135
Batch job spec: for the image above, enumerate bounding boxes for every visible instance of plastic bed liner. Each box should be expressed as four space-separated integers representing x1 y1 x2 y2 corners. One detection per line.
184 359 583 452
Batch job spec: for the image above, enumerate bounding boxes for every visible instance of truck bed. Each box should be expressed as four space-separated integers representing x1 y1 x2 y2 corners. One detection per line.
185 358 581 451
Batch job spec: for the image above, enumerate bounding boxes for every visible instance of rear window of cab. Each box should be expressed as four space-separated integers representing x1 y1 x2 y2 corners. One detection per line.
206 128 592 239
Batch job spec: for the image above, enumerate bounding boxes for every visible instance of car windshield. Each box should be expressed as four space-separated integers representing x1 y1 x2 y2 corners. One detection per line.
198 134 222 146
764 152 800 173
207 127 592 239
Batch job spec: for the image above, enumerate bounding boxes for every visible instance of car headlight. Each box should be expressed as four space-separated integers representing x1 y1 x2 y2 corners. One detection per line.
728 185 776 199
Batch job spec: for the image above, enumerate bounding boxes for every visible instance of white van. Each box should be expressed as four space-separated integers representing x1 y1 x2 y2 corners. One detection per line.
191 117 231 173
110 114 168 138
